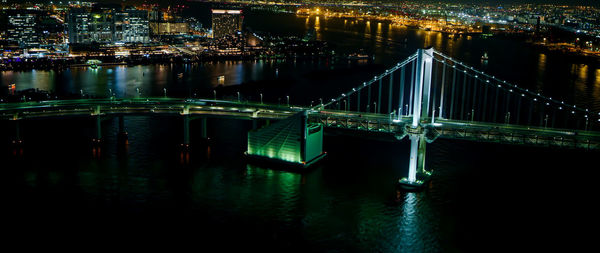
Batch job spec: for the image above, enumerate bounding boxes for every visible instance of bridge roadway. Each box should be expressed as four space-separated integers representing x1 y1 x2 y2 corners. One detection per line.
310 110 600 150
0 98 300 121
2 98 600 150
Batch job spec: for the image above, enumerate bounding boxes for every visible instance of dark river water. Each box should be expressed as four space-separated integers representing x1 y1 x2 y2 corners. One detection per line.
1 7 599 252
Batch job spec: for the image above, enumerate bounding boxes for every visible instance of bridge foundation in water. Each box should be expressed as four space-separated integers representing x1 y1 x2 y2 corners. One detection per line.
398 132 431 191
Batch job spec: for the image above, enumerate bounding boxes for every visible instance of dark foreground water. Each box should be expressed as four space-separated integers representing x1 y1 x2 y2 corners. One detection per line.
1 7 600 252
1 116 598 251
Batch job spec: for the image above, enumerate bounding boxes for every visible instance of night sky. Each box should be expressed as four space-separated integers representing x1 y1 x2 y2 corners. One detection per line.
6 0 600 7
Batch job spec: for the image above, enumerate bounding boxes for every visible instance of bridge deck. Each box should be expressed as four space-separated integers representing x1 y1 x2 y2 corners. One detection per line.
0 98 299 121
2 99 600 150
310 110 600 150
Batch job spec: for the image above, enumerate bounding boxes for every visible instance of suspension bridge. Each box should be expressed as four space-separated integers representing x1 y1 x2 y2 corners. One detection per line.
2 47 600 190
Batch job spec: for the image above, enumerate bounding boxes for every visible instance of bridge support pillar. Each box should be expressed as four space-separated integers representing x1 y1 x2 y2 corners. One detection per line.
201 117 208 139
182 114 190 148
398 133 431 191
93 115 102 144
117 115 128 143
252 118 258 130
11 119 23 146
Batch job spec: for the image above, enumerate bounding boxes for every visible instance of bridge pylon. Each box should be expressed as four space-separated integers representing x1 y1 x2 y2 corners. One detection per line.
399 47 434 190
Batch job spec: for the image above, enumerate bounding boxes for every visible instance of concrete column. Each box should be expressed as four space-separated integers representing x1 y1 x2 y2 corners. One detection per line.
399 132 429 190
117 115 128 143
201 117 207 139
183 115 190 147
13 120 22 145
252 118 258 130
95 115 102 143
117 115 124 133
417 134 427 175
407 134 420 182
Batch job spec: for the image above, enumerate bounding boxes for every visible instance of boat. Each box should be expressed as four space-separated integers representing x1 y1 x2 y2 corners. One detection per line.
347 49 371 60
86 59 102 69
481 52 489 61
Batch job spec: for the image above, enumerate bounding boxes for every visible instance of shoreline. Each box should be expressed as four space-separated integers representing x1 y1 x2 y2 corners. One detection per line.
0 54 339 71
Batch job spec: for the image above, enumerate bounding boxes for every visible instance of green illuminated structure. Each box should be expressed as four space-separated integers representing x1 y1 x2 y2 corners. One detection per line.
247 111 325 168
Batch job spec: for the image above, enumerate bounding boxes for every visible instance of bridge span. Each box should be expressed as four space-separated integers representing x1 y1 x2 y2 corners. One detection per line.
3 47 600 190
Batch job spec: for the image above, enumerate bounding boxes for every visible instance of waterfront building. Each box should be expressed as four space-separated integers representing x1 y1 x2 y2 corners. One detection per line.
68 8 150 44
149 22 189 36
114 9 150 43
67 8 114 44
211 9 243 38
6 11 40 48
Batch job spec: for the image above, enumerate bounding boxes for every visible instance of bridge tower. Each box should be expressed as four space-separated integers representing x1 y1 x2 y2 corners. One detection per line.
399 47 434 190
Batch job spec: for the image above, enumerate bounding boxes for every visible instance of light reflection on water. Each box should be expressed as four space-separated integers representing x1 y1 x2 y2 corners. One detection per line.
2 115 598 250
3 15 600 112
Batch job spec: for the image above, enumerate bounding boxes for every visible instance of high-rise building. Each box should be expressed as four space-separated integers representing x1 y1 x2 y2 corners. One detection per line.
67 8 149 44
7 12 40 48
68 8 113 44
149 22 189 36
149 6 162 22
211 9 243 38
114 9 150 43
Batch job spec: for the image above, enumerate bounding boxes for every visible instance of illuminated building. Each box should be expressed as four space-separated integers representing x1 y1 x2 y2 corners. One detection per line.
149 22 189 36
114 9 150 43
6 11 40 48
211 9 243 38
67 8 114 44
68 8 149 44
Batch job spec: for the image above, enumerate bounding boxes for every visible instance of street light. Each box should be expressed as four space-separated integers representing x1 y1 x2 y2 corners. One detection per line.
286 96 290 107
237 92 241 102
260 93 263 104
